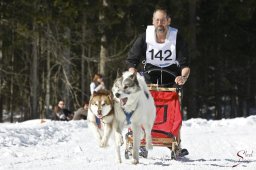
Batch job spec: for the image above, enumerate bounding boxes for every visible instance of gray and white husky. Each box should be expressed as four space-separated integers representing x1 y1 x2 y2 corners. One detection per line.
112 71 156 164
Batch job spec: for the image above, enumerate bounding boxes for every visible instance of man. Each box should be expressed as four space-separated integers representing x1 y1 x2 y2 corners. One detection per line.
126 8 189 157
126 8 190 86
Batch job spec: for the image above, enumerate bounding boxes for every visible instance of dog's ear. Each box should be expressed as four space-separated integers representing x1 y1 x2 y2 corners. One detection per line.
96 89 110 96
92 91 100 97
130 72 137 80
116 68 122 78
130 72 139 85
108 93 113 104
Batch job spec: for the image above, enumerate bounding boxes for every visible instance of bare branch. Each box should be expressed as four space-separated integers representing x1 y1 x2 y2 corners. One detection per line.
82 54 99 62
107 36 137 62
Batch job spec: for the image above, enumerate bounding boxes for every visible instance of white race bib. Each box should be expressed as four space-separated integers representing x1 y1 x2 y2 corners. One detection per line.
146 26 178 67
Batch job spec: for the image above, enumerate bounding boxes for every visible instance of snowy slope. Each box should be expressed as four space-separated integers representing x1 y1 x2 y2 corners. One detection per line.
0 116 256 170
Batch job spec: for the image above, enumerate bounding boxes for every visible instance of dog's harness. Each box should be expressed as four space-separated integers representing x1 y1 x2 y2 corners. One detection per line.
124 111 134 125
123 103 138 125
121 90 149 125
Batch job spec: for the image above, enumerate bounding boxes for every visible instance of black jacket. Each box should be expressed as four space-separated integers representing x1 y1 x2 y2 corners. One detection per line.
126 32 189 73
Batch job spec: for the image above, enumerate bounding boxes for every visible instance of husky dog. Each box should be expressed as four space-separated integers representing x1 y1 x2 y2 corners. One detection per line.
87 90 114 147
112 71 156 164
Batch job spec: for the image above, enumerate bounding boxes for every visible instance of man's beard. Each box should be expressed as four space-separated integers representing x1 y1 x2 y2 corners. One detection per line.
156 26 165 33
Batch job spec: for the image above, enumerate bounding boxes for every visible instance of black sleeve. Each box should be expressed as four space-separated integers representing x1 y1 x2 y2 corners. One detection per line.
176 33 190 69
126 33 147 69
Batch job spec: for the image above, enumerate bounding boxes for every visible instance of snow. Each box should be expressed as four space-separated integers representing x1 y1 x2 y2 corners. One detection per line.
0 116 256 170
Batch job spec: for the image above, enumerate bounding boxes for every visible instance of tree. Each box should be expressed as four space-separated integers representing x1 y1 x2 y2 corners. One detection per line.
0 0 255 122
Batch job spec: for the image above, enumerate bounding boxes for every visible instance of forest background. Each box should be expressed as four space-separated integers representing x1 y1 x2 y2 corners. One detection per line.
0 0 255 122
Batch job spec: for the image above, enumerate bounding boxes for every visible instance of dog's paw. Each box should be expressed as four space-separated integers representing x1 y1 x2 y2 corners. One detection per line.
116 158 122 163
95 132 102 141
131 159 139 165
146 143 153 150
99 139 108 148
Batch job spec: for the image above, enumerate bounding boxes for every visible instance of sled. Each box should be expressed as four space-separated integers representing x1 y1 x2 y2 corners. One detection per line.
124 69 187 160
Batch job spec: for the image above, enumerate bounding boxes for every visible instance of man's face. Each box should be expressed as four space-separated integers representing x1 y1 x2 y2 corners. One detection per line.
152 11 170 33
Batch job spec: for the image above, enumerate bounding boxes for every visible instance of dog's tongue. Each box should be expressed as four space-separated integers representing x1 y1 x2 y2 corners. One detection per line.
120 97 128 106
97 115 103 119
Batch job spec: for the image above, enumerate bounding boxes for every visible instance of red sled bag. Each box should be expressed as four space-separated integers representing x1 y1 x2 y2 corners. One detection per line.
150 90 182 138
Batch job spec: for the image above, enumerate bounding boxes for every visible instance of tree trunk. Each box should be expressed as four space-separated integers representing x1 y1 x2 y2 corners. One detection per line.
81 21 86 104
45 25 51 119
9 29 15 122
10 43 14 122
99 35 108 75
62 27 72 110
30 22 39 119
99 0 108 75
186 0 198 119
87 45 93 96
215 50 222 120
0 38 3 122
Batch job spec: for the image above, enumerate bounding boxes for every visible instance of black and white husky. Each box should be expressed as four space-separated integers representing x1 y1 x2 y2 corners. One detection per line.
112 71 156 164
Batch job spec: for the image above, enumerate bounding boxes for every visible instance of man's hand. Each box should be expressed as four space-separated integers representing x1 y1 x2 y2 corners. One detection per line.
176 67 190 85
128 67 137 73
175 76 188 85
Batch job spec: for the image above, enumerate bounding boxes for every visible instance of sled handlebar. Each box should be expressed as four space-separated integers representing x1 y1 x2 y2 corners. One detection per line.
144 68 177 78
144 68 180 87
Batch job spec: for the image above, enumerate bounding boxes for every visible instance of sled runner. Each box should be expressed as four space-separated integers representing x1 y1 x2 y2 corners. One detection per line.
124 69 188 160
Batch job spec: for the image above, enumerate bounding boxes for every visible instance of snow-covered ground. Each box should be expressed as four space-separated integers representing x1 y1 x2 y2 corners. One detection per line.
0 116 256 170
